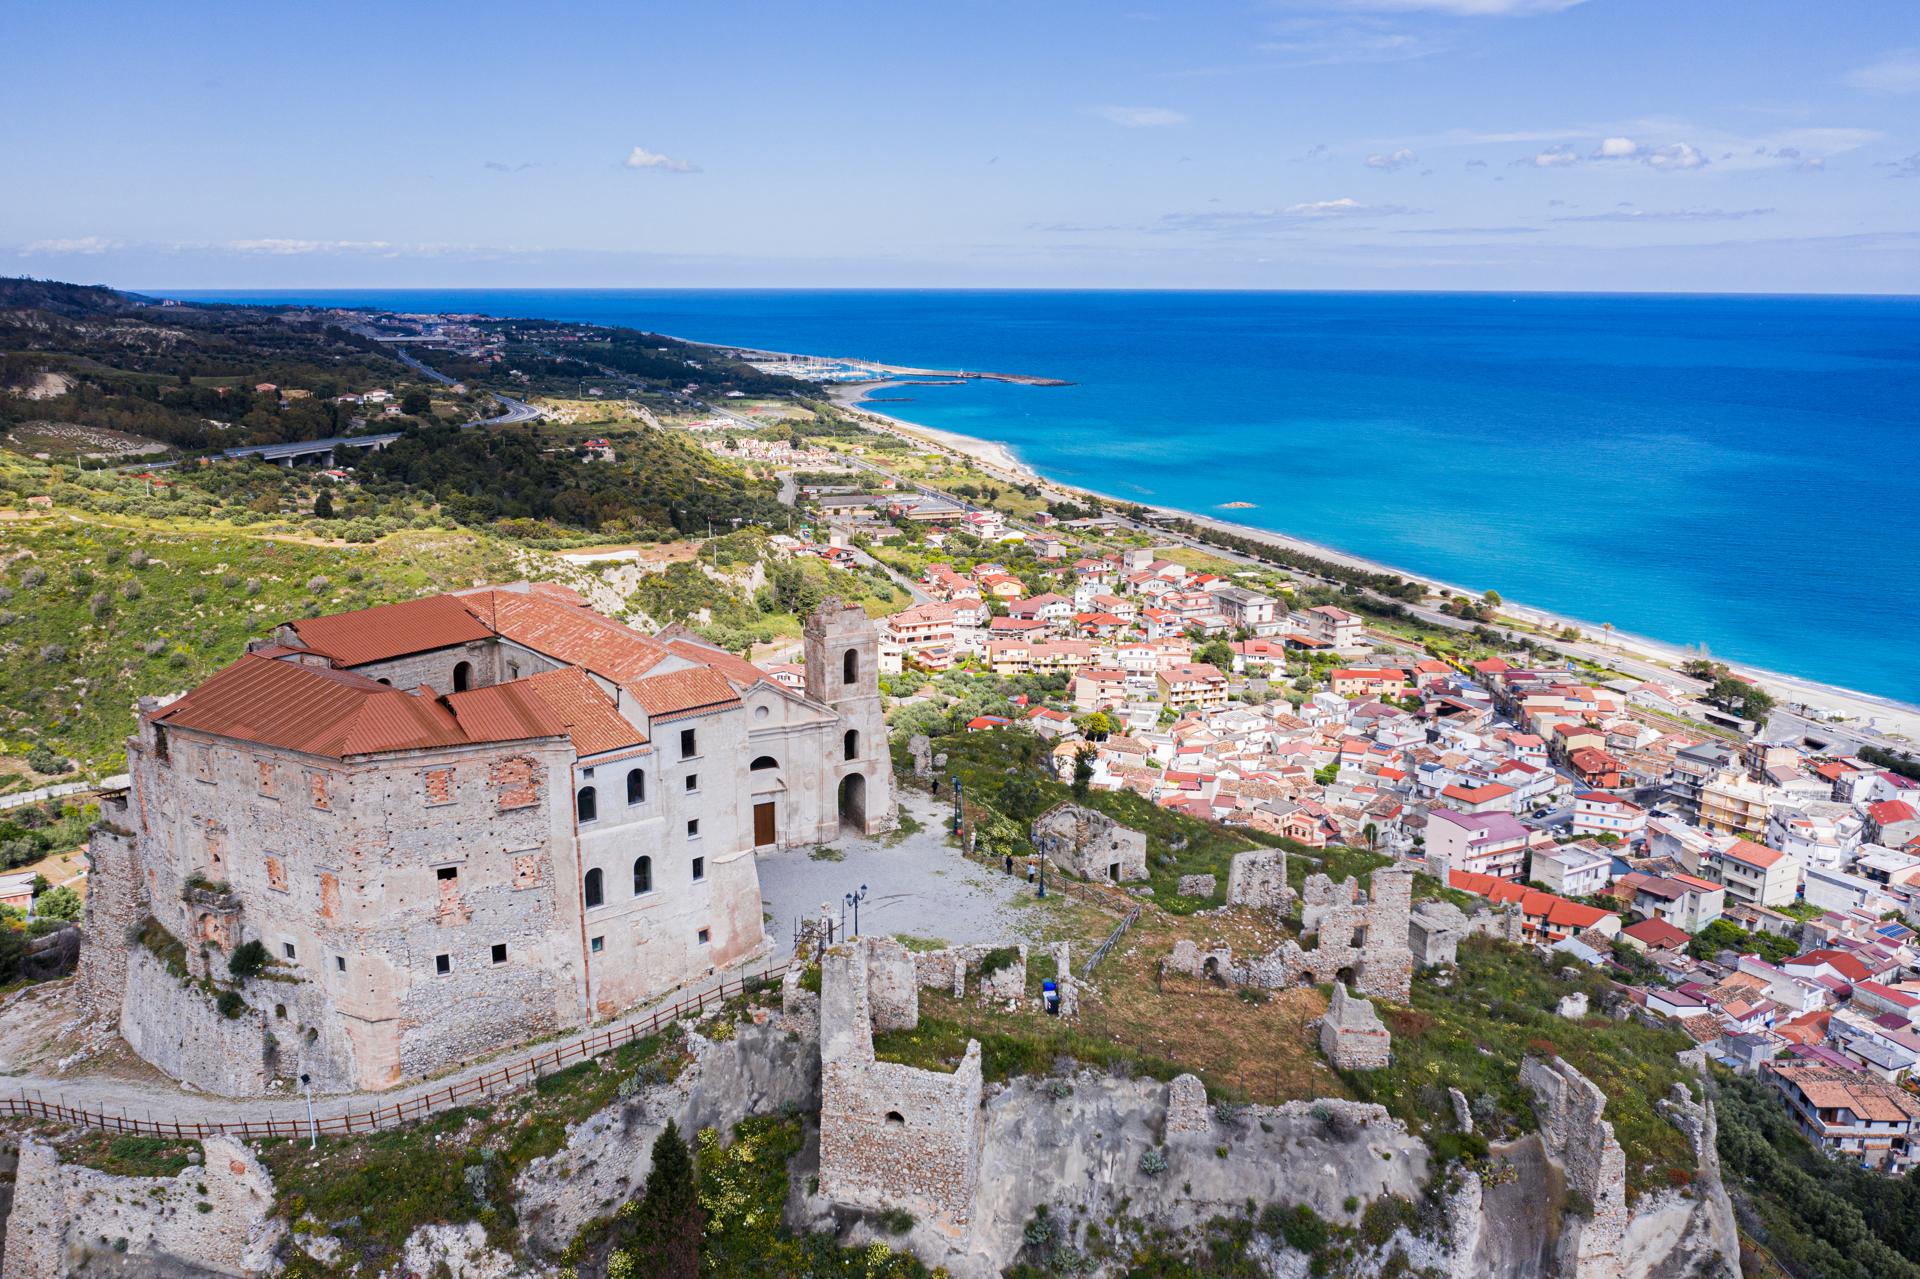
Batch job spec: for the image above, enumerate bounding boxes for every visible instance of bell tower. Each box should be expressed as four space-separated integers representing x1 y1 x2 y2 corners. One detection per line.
804 599 894 834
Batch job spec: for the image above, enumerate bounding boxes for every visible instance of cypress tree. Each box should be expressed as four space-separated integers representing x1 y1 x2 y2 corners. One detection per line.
627 1118 703 1278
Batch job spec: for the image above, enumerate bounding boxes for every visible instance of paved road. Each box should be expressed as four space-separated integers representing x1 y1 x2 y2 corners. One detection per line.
0 774 129 812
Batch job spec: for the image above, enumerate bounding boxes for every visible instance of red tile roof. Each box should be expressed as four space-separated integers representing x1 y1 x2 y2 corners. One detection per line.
464 589 673 687
1622 918 1690 950
624 666 742 723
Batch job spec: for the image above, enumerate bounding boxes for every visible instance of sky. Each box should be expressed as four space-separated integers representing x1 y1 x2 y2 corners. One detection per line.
5 0 1919 292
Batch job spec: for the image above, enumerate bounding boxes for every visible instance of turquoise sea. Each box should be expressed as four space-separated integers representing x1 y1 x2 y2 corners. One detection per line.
170 290 1920 704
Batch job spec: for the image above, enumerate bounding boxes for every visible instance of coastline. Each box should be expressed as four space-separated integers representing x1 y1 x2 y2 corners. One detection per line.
826 381 1920 746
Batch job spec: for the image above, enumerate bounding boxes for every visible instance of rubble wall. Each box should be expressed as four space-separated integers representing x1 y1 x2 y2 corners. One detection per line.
0 1136 283 1279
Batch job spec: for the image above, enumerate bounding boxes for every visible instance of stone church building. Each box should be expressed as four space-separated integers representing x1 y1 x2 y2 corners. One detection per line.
79 584 891 1094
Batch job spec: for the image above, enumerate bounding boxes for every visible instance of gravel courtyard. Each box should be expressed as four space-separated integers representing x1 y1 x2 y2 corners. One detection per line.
756 787 1048 959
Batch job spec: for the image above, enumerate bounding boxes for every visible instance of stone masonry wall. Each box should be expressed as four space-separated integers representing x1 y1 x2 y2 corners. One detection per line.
74 792 145 1021
1 1135 283 1278
1226 848 1291 911
818 938 984 1237
1521 1055 1629 1279
118 945 273 1097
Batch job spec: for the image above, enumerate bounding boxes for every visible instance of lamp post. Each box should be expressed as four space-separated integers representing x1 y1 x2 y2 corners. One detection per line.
300 1072 316 1149
1037 853 1047 899
844 884 869 938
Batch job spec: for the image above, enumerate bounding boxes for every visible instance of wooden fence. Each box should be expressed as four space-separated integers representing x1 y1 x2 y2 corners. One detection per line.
0 963 788 1140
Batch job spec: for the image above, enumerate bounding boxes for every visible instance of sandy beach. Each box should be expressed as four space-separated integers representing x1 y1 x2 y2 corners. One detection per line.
827 382 1920 748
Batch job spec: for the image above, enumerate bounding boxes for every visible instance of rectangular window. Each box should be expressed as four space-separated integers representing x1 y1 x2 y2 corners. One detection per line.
436 866 458 882
687 819 700 840
490 943 507 965
282 942 297 961
684 773 698 793
435 953 451 975
582 766 595 778
334 955 346 973
697 927 711 946
692 856 706 882
590 935 605 954
680 728 697 759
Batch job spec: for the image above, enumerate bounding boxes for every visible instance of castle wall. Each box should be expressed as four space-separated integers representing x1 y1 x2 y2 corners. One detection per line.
1 1136 283 1278
818 938 983 1235
123 720 584 1092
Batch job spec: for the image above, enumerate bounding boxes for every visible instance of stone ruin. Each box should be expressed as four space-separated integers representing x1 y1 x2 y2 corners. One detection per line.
1165 865 1416 1007
1165 1073 1211 1134
819 936 985 1239
909 734 934 778
1226 848 1293 912
1164 939 1236 981
1175 873 1217 899
1288 865 1415 1003
1030 802 1148 883
1520 1055 1628 1279
1409 899 1469 967
1318 984 1392 1071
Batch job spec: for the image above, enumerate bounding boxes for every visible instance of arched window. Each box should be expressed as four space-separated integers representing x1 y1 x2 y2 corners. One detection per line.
626 768 646 805
584 867 604 908
633 856 652 895
750 755 779 771
452 660 472 692
842 648 859 685
843 729 859 761
577 786 597 823
885 1110 905 1126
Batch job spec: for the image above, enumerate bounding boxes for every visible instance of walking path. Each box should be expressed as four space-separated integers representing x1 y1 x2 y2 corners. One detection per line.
0 774 128 812
0 953 781 1135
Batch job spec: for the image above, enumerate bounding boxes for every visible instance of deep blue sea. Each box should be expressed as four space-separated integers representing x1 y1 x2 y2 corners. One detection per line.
170 290 1920 705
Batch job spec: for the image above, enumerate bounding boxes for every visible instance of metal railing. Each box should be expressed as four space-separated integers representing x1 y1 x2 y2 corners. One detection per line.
0 962 789 1140
1082 905 1143 979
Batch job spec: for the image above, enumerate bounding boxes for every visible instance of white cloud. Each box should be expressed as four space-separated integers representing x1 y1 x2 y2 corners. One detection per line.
1591 136 1638 159
1157 199 1417 232
1095 105 1188 128
1365 148 1420 171
19 236 118 255
624 146 698 173
1844 48 1920 94
1644 142 1708 171
1523 145 1579 167
1552 207 1773 223
225 239 393 255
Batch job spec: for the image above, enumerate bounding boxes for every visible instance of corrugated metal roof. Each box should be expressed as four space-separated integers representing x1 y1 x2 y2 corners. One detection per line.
154 654 562 758
467 589 672 686
462 666 644 758
443 679 570 750
288 595 494 666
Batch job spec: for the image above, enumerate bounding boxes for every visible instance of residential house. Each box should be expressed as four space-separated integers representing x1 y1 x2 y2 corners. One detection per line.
1572 791 1647 842
1427 809 1532 880
1768 1063 1920 1172
1710 839 1797 908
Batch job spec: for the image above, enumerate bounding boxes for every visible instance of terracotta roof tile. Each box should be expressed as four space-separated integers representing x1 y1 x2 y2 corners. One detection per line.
624 666 742 722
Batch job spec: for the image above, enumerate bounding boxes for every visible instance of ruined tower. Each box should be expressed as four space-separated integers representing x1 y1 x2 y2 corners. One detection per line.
804 598 894 834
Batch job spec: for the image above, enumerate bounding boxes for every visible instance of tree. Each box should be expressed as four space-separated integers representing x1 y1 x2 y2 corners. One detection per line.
313 489 334 519
1482 589 1502 609
1314 763 1340 787
34 885 81 922
623 1119 703 1279
1071 747 1095 799
1076 710 1114 741
1196 639 1234 672
400 388 433 418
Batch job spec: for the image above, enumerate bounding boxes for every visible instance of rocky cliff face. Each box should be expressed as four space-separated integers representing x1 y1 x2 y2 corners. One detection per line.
512 1017 820 1257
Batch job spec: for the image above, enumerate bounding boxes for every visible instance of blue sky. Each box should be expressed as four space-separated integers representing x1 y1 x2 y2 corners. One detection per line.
5 0 1918 291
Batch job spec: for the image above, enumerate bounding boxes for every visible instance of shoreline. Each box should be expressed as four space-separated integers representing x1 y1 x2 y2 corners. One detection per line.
825 382 1920 746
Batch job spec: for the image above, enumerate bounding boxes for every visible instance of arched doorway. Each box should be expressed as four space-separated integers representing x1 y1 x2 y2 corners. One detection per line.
452 661 472 692
838 772 866 831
